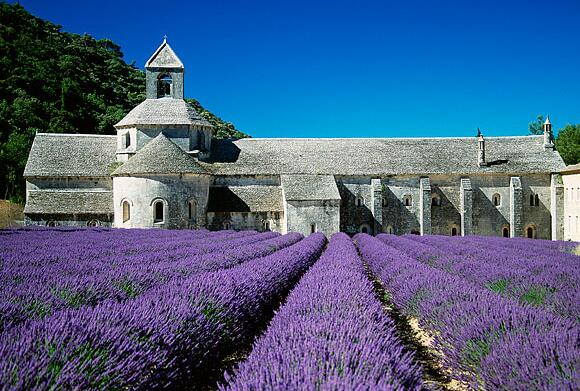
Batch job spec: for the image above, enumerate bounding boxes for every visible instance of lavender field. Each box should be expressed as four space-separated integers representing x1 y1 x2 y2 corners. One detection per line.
0 228 578 390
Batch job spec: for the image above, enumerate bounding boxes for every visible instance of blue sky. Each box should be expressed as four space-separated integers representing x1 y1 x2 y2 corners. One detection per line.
16 0 580 138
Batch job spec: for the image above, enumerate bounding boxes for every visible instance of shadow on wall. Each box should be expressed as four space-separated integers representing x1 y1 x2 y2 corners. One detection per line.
472 188 509 236
430 185 461 236
337 184 376 234
382 187 418 235
206 139 242 163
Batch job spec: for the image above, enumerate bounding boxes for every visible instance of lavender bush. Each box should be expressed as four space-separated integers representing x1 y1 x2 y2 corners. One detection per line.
356 233 579 390
223 232 423 390
0 232 325 390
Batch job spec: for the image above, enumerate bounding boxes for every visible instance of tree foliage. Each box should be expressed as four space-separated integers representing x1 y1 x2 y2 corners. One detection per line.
0 3 247 203
528 114 545 135
555 124 580 165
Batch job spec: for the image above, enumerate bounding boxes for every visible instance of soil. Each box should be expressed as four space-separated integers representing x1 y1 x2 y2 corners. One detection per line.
0 200 23 228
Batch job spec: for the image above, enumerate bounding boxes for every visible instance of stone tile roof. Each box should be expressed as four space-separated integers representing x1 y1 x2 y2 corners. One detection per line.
281 175 341 201
24 190 113 214
23 133 117 178
206 136 566 176
115 98 211 128
561 163 580 174
112 133 208 176
207 186 283 212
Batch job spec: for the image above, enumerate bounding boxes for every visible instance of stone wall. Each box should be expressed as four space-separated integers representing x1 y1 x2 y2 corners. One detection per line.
27 177 112 191
381 177 421 235
562 173 580 241
336 176 376 234
206 211 284 232
25 213 113 227
113 174 210 229
285 199 340 237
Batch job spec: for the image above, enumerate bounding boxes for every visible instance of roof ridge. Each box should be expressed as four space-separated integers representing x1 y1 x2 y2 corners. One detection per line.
35 133 116 138
237 135 543 141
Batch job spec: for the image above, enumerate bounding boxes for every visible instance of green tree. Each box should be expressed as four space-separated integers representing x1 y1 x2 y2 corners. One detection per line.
555 124 580 165
528 114 545 135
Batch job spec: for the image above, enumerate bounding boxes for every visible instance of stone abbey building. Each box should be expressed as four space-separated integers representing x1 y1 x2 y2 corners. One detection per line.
24 40 567 239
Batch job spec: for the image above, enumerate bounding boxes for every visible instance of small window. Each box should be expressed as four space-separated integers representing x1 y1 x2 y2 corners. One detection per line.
122 201 130 223
403 195 412 207
157 74 172 97
355 196 365 207
382 198 388 207
123 132 130 149
87 220 99 227
359 224 371 234
502 226 509 238
223 221 232 230
525 225 537 239
530 194 535 206
153 200 164 223
431 194 441 206
46 221 56 227
188 200 196 220
527 227 534 238
264 220 271 231
386 225 394 234
310 223 317 234
535 194 539 207
451 227 458 236
492 193 501 207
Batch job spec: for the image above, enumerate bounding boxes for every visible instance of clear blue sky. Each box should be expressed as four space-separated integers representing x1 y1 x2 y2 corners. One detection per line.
15 0 580 138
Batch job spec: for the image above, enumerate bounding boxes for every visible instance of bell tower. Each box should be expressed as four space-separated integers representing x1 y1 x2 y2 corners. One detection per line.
145 37 184 99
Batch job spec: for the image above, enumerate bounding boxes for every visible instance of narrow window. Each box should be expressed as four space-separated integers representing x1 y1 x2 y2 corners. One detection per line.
503 227 509 238
492 193 501 207
154 201 164 223
310 223 316 234
527 227 534 238
359 224 370 234
157 74 172 97
46 221 56 227
223 221 231 230
431 194 440 206
451 227 458 236
382 198 388 207
264 220 271 231
535 194 539 207
123 132 130 149
386 225 394 234
356 196 364 207
530 194 535 206
403 195 412 207
87 220 99 227
188 200 196 220
122 201 130 223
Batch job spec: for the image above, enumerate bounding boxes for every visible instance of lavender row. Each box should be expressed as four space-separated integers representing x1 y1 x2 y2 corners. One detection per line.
0 232 302 332
356 234 579 390
457 233 578 255
223 233 423 390
0 233 326 390
393 234 580 321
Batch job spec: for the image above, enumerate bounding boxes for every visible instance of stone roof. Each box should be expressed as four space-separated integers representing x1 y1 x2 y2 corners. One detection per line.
561 163 580 174
24 133 117 178
206 136 566 176
112 133 208 176
207 186 283 212
115 98 211 128
24 190 113 215
281 175 341 201
145 39 183 69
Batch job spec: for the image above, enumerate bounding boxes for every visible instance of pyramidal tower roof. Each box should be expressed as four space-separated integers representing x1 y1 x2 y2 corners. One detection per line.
112 133 208 176
145 38 184 69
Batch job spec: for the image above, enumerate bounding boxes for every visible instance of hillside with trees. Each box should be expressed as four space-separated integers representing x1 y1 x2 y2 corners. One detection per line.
0 3 248 202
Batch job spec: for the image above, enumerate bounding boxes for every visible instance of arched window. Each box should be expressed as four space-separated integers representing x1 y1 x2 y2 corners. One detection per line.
310 223 317 234
525 225 537 239
46 221 56 227
530 194 535 206
263 220 271 231
123 132 130 149
431 194 441 206
535 194 539 207
382 198 388 207
451 227 458 236
359 224 371 234
386 225 394 234
157 74 172 97
502 226 509 238
492 193 501 207
355 196 365 207
188 200 197 220
403 195 412 207
122 201 130 223
87 220 99 227
153 200 164 223
223 221 232 230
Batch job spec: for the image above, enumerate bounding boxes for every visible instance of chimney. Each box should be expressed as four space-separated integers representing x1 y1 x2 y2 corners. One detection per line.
477 128 486 167
543 116 554 150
